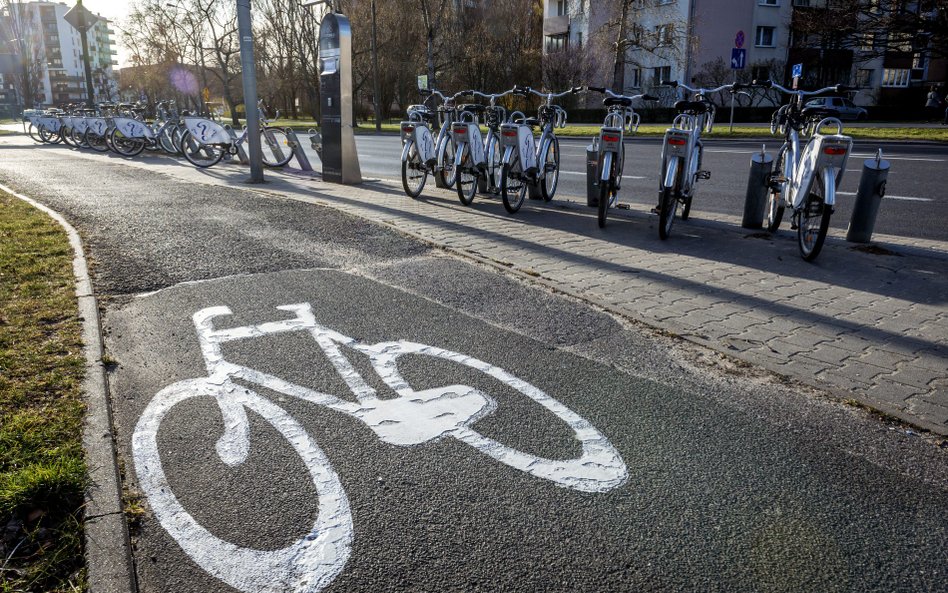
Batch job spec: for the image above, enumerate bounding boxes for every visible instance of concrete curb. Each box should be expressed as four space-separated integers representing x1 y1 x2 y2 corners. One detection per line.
0 182 137 593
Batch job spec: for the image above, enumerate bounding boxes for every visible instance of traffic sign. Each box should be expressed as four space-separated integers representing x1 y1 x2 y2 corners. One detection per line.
731 48 746 70
735 30 745 49
792 63 803 78
63 2 98 33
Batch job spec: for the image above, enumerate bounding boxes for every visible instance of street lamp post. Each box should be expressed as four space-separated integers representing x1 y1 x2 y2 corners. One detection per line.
236 0 264 183
63 0 99 107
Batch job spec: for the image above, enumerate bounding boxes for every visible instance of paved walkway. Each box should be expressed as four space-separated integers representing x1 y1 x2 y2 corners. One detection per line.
2 132 945 434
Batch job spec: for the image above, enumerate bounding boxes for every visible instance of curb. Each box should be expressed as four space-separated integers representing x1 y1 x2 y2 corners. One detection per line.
0 182 137 593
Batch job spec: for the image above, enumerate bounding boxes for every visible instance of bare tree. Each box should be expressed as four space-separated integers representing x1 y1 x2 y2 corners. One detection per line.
1 0 44 109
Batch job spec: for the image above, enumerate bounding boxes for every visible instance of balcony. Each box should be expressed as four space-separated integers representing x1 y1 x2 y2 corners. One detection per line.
543 14 569 36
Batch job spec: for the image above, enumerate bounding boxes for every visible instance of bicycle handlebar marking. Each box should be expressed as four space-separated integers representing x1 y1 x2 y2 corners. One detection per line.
134 303 628 593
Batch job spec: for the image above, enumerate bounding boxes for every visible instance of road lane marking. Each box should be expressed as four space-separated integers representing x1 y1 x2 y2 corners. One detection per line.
559 171 647 179
837 191 932 202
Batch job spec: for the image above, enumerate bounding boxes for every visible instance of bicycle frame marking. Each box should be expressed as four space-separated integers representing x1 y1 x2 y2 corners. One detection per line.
133 303 627 593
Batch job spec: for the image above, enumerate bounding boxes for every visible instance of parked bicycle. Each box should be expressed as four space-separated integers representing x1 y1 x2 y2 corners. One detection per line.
179 100 292 168
587 87 656 227
453 88 517 205
756 79 856 261
499 85 581 213
399 88 468 198
655 81 746 239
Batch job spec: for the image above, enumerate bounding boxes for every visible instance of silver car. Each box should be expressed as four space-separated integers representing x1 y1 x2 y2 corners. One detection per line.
803 97 868 121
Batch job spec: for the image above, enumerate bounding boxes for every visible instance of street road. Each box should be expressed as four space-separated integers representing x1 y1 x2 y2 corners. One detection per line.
0 135 944 592
311 135 947 243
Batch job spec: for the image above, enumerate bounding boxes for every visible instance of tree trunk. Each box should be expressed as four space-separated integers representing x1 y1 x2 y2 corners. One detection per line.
612 1 630 91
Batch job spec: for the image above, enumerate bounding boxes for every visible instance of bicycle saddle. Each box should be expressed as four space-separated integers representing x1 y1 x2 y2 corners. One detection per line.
674 100 711 114
460 104 486 113
523 117 540 126
604 97 633 107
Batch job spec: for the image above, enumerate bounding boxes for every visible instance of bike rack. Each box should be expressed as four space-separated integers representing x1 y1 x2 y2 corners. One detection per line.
224 125 249 164
284 129 313 172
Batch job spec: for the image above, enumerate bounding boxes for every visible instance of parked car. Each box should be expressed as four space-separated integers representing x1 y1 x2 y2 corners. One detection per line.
802 96 868 121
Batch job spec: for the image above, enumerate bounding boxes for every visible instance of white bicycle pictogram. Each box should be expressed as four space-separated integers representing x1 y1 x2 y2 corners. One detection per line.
133 303 628 593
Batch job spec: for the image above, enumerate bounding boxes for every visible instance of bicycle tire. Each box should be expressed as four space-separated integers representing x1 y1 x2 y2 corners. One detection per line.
110 128 146 157
180 131 225 168
597 179 611 228
797 173 831 262
27 123 42 143
501 155 526 213
486 133 503 193
766 146 787 232
456 147 477 206
260 127 293 167
72 126 89 148
362 340 628 493
436 138 456 188
401 141 428 198
682 144 700 221
85 129 110 153
540 135 560 202
133 378 353 593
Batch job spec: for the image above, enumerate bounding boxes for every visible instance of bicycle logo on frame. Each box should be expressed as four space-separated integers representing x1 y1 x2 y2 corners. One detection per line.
133 303 628 592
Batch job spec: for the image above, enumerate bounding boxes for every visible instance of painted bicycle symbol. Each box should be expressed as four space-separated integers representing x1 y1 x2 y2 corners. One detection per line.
133 303 627 593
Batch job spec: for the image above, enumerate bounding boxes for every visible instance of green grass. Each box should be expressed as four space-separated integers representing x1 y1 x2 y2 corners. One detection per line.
261 117 948 142
0 192 87 592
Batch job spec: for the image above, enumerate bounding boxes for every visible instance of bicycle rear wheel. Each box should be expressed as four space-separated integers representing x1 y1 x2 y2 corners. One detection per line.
110 128 146 157
85 129 110 152
260 127 293 167
180 131 225 168
437 139 456 188
456 148 477 206
501 155 526 213
765 147 788 232
540 136 560 201
401 141 428 198
797 173 831 262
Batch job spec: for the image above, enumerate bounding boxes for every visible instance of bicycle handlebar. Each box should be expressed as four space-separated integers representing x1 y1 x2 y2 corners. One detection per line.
752 80 858 96
587 87 659 102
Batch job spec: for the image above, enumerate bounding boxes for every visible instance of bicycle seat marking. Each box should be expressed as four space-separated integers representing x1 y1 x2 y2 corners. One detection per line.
133 303 628 592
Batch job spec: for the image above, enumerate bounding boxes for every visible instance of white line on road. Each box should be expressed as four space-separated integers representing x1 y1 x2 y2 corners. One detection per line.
559 171 647 179
706 149 945 162
837 191 932 202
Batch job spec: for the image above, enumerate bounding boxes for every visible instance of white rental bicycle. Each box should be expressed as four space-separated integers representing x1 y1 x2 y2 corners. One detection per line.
755 79 856 261
134 303 628 593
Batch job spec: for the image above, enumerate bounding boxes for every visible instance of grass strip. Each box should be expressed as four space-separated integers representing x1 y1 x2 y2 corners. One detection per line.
0 191 87 592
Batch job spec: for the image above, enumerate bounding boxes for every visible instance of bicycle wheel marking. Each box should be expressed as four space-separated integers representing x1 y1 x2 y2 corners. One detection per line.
133 303 628 592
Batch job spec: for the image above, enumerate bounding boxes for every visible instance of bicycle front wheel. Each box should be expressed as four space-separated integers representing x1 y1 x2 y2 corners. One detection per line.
180 131 225 168
401 141 428 198
260 127 293 167
501 156 526 213
110 128 146 157
85 130 110 153
133 378 353 593
797 173 831 262
540 135 560 201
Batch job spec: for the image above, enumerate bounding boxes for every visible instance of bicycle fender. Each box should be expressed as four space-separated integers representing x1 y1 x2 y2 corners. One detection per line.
600 151 613 183
663 156 680 189
822 166 837 207
502 145 516 165
454 141 467 167
400 138 413 162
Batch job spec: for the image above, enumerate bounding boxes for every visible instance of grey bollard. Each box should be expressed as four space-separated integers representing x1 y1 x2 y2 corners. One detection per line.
846 150 890 243
285 129 313 171
586 145 600 207
742 148 773 229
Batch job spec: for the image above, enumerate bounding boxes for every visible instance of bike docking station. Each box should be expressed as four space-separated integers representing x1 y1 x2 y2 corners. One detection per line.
317 11 362 184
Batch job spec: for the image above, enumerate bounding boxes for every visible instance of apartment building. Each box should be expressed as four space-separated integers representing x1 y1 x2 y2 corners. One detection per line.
0 0 118 108
541 0 792 95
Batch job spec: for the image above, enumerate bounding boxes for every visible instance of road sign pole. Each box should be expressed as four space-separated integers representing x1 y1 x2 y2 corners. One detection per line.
729 71 736 132
237 0 264 183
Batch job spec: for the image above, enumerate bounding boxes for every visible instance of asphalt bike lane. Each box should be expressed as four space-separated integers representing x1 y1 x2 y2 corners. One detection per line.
0 138 945 592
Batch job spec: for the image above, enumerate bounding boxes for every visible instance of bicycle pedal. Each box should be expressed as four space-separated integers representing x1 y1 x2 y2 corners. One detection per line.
696 170 711 180
544 163 557 173
616 203 630 210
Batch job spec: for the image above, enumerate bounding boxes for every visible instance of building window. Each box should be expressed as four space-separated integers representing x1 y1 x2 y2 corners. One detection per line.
859 33 874 51
576 31 583 49
555 0 567 16
656 0 675 5
630 68 642 88
652 66 671 86
912 53 926 69
881 68 910 87
755 26 775 47
759 0 778 5
855 69 872 88
792 0 810 6
656 24 674 46
546 33 568 52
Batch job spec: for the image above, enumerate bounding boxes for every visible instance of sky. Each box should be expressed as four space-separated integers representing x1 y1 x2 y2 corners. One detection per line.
79 0 134 67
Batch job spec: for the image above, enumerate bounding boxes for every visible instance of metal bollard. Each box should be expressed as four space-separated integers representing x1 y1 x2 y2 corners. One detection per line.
742 145 773 229
846 149 890 243
284 129 313 171
586 144 600 207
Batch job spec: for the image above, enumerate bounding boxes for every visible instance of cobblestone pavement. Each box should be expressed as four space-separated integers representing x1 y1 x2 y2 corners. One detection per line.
3 134 945 434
